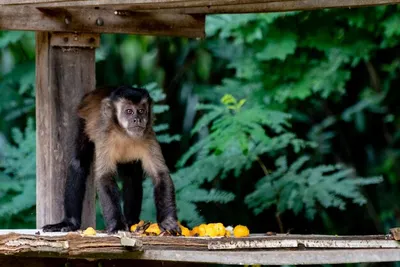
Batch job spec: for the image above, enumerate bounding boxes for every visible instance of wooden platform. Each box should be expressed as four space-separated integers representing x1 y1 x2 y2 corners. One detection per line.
0 230 399 265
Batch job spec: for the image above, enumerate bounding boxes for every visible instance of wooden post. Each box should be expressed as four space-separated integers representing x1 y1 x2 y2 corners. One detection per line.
36 32 99 229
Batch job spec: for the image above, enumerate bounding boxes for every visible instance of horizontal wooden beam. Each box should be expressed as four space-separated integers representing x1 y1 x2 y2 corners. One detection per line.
0 0 188 5
135 0 400 13
1 0 400 13
0 6 205 38
0 230 400 265
1 0 287 8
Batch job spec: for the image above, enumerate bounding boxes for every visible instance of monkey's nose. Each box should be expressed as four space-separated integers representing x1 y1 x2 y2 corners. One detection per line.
133 118 142 124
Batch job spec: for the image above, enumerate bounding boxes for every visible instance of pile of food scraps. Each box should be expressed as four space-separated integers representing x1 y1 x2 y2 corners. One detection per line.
82 221 250 238
130 221 249 237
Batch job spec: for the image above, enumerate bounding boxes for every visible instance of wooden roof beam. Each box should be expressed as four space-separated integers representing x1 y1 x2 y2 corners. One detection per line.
135 0 400 13
0 6 205 38
1 0 400 13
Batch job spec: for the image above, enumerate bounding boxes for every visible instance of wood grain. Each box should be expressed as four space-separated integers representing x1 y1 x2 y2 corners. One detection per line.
0 232 399 265
50 32 100 48
0 7 205 38
0 0 188 5
2 0 399 13
36 32 97 230
0 256 206 267
1 0 288 8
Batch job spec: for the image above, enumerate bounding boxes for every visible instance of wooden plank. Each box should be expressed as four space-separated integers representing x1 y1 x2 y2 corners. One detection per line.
50 32 100 48
208 237 400 250
0 0 188 5
1 0 287 8
147 0 400 13
36 32 97 230
0 232 400 265
3 0 400 13
0 7 205 38
0 257 207 267
0 250 398 266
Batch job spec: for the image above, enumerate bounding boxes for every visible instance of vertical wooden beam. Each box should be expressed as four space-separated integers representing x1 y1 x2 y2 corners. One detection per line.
36 32 99 229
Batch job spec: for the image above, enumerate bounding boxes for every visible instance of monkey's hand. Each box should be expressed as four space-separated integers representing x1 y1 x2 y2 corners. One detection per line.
159 216 181 236
42 220 80 232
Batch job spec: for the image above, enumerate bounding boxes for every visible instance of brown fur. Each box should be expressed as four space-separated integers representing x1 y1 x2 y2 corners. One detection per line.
77 88 168 182
42 86 179 234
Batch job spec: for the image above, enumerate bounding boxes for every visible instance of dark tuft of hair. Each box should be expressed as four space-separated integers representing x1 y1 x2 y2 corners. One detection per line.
110 85 152 104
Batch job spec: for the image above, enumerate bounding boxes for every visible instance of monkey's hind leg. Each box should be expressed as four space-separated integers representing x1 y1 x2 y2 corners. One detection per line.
118 162 144 227
42 119 94 232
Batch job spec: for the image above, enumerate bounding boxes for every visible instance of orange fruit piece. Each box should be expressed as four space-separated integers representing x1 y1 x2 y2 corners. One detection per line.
233 225 250 237
130 224 138 232
180 225 191 237
191 226 200 236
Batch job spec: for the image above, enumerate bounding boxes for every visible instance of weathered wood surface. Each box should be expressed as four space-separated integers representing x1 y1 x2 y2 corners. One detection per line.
1 0 288 7
2 0 400 13
133 0 400 13
0 7 205 38
0 230 400 265
0 0 188 4
0 257 206 267
50 32 100 47
36 32 97 229
0 256 207 267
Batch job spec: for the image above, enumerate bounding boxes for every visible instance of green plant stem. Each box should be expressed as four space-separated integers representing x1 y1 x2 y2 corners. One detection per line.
256 157 284 233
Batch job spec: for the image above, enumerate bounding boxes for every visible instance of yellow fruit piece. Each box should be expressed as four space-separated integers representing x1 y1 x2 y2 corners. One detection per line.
83 227 96 236
233 225 250 237
205 224 218 237
198 224 207 236
145 223 161 235
214 223 225 236
130 224 138 232
180 225 191 237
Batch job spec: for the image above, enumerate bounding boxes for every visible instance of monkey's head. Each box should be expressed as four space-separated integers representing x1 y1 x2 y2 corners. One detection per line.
109 86 153 138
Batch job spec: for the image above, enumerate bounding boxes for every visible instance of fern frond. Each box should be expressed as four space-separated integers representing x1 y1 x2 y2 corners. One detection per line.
245 156 382 219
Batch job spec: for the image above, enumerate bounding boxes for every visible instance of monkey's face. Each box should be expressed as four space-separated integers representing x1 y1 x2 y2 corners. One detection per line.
115 99 149 138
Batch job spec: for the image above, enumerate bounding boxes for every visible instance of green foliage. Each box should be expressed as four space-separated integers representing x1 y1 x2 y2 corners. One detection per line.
0 118 36 227
145 82 181 144
246 156 383 219
1 4 399 237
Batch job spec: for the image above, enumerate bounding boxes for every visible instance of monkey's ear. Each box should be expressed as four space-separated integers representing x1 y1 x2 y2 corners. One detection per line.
101 98 113 119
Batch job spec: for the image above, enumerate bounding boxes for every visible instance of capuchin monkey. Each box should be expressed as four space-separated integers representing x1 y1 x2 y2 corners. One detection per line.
42 86 181 234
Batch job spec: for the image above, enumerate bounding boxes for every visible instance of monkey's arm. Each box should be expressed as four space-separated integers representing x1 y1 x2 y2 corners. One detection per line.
142 141 180 234
42 119 94 232
95 153 128 233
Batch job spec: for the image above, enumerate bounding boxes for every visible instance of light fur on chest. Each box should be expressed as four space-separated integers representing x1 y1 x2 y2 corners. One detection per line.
104 130 149 164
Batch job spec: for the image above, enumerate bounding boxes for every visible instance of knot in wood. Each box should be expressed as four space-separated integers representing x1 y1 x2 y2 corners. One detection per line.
96 18 104 26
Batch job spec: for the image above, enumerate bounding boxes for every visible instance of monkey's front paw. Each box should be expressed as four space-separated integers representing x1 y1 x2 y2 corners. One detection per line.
42 221 79 232
159 217 181 236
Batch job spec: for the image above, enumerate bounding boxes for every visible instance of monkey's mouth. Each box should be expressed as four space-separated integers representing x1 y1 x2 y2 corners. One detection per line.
129 126 145 131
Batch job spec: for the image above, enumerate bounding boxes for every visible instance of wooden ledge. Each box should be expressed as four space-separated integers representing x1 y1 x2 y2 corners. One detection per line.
0 230 399 265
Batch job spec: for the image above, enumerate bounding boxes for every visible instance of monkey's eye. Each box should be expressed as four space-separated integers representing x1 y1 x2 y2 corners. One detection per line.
125 109 133 115
138 109 145 114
